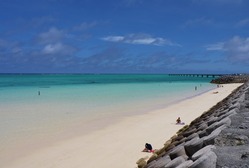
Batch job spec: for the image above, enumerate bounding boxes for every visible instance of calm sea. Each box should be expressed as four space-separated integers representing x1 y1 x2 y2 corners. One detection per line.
0 74 216 162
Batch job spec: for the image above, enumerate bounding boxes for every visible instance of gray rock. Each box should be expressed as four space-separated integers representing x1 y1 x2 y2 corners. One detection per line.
182 128 197 137
217 110 236 122
196 123 208 131
171 140 184 148
169 145 188 160
188 151 217 168
176 160 194 168
217 117 232 126
192 145 216 161
229 108 240 114
147 153 159 163
184 137 204 157
206 116 218 126
237 95 245 103
203 125 226 146
213 146 249 167
178 137 187 144
174 135 185 142
206 117 231 134
144 160 156 168
165 156 185 168
197 129 208 138
185 133 199 142
145 155 171 168
229 102 240 110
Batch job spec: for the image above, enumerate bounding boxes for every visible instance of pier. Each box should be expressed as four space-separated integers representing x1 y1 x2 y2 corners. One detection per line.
168 74 224 78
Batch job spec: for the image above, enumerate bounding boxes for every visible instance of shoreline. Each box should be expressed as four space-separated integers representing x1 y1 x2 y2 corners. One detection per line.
2 83 242 168
142 81 249 167
0 83 214 165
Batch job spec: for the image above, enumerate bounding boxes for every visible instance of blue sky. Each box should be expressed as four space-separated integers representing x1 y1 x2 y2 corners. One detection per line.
0 0 249 74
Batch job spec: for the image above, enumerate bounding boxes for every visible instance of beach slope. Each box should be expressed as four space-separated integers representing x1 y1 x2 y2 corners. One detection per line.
5 84 242 168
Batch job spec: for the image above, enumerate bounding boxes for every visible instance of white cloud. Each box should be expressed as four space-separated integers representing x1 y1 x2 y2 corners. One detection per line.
206 36 249 63
42 43 77 55
43 43 63 54
131 38 156 45
37 27 64 44
101 34 180 46
205 42 225 51
101 36 125 42
224 36 249 52
37 27 78 56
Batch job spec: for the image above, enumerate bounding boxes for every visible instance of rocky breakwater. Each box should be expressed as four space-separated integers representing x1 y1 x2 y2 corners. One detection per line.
137 81 249 168
211 74 249 84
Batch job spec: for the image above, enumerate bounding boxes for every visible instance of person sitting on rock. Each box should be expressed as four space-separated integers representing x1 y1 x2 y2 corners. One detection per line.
142 143 154 153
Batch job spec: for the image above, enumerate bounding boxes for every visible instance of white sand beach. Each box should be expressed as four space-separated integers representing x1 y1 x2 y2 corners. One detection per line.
3 83 242 168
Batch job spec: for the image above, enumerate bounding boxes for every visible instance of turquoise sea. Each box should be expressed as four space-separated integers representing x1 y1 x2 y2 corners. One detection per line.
0 74 216 163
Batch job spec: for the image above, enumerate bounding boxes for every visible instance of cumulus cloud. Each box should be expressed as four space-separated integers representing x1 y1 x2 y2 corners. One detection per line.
101 34 180 46
205 42 225 51
35 27 78 56
206 36 249 63
42 43 63 54
37 27 65 44
101 36 125 42
42 43 77 55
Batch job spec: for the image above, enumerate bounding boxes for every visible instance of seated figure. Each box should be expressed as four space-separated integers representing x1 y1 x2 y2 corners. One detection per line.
176 117 181 124
142 143 154 153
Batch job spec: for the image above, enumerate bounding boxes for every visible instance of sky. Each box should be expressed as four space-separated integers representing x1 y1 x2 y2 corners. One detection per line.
0 0 249 74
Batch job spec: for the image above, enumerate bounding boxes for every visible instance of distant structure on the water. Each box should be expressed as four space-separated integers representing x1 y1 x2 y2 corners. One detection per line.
168 74 223 78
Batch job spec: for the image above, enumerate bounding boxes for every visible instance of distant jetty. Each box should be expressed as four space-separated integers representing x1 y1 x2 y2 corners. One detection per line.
168 74 223 78
136 75 249 168
211 74 249 84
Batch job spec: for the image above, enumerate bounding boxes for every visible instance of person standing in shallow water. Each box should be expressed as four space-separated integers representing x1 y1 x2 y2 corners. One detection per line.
38 91 40 95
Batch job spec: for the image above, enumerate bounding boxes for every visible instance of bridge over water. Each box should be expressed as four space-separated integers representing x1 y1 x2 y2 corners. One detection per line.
168 74 224 78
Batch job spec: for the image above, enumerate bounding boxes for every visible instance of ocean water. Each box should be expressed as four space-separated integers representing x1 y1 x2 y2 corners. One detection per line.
0 74 216 162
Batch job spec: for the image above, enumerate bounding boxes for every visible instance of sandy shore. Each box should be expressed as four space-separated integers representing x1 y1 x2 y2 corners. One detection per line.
4 83 242 168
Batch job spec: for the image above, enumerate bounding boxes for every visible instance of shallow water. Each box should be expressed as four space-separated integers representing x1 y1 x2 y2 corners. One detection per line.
0 74 216 164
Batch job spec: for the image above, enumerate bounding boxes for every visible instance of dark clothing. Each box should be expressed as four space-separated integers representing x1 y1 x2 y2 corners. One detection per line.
176 117 181 124
145 143 152 150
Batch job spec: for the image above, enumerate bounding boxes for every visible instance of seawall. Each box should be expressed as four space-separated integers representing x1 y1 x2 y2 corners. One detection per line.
137 76 249 168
